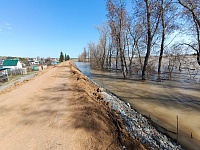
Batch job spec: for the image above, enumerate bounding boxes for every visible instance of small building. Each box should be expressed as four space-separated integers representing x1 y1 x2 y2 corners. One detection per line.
2 60 22 70
0 60 4 66
29 60 39 65
0 68 9 82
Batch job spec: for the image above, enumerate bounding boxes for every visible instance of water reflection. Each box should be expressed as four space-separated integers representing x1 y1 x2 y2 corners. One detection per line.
75 62 200 150
75 62 92 78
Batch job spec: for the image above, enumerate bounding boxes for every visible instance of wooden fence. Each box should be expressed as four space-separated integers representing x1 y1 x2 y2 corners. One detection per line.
0 74 8 82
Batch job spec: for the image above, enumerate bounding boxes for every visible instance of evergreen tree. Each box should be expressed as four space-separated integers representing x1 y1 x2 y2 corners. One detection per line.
66 55 70 60
59 51 64 62
64 53 67 61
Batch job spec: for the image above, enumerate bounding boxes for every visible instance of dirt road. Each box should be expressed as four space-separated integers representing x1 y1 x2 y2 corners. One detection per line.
0 61 145 150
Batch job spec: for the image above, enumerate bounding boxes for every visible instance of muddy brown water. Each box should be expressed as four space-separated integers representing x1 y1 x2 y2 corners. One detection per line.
76 62 200 150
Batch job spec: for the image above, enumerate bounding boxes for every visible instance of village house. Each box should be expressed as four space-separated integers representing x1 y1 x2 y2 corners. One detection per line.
2 60 23 70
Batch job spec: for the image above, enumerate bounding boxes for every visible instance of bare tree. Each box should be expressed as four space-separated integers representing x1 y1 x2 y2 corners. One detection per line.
157 0 178 80
96 25 110 69
107 0 128 78
132 0 161 80
78 48 87 62
87 24 111 70
178 0 200 66
106 37 113 70
88 42 97 68
128 20 145 75
107 0 119 71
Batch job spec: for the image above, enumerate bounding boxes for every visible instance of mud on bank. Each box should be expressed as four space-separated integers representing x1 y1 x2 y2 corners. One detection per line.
69 62 148 150
71 61 184 150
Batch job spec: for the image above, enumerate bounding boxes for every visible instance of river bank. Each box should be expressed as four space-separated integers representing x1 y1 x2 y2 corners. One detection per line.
69 62 148 149
0 61 146 150
74 62 184 150
75 62 200 150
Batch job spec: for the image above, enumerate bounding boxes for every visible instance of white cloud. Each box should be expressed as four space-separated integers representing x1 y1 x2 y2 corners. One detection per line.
6 26 12 30
0 22 12 31
5 23 11 26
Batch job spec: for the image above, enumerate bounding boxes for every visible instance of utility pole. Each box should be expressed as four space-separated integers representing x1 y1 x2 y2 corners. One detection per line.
177 115 179 144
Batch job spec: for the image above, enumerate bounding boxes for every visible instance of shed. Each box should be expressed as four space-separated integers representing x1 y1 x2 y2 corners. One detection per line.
3 60 22 70
0 68 9 82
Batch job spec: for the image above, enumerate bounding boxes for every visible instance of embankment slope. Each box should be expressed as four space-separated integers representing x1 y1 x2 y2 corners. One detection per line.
0 61 146 150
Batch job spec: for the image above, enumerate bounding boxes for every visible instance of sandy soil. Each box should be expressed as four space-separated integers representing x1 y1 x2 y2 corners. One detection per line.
0 61 146 150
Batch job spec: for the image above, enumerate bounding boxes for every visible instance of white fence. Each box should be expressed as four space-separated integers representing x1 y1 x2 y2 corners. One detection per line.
7 68 27 76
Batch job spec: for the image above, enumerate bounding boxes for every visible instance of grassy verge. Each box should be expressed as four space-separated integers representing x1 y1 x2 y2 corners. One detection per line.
0 71 39 86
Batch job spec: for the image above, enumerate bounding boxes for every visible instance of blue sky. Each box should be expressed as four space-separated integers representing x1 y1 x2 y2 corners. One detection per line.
0 0 107 58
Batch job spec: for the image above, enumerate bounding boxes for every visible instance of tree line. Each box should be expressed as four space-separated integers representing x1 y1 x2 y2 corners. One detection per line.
59 51 70 62
79 0 200 80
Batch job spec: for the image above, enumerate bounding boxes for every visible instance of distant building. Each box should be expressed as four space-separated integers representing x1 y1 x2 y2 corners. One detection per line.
28 60 39 65
0 60 4 66
2 60 23 70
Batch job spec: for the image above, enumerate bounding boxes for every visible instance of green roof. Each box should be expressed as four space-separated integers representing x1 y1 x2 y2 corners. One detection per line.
3 60 19 66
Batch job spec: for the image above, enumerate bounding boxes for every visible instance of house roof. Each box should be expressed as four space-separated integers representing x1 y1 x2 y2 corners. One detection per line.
0 68 8 71
3 60 19 66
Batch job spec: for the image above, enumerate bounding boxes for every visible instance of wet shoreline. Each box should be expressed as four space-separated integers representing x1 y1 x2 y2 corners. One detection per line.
75 62 200 150
74 63 183 149
89 77 183 149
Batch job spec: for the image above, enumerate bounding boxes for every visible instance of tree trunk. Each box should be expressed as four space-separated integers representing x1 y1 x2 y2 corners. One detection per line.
135 38 143 70
194 13 200 66
142 0 152 80
101 42 106 70
197 52 200 65
109 45 112 70
116 48 118 71
158 0 165 81
123 51 128 76
119 35 126 78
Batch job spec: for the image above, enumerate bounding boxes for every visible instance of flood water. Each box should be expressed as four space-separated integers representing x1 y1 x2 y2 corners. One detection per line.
76 62 200 150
